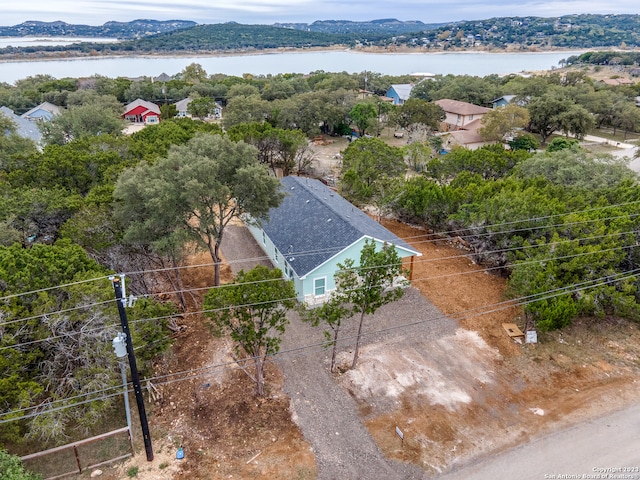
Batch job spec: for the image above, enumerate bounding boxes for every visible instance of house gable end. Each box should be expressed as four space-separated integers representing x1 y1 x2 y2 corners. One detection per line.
260 177 418 279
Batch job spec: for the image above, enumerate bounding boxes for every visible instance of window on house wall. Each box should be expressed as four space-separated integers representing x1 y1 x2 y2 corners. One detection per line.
275 250 279 263
262 231 266 244
314 277 326 296
469 114 474 121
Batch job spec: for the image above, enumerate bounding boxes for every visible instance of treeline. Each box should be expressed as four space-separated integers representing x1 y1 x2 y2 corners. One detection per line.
0 19 197 39
568 51 640 66
1 66 640 448
2 14 640 59
341 138 640 333
396 14 640 49
0 23 361 58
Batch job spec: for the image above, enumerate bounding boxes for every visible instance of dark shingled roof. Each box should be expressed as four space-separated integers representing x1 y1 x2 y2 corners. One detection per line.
261 176 418 278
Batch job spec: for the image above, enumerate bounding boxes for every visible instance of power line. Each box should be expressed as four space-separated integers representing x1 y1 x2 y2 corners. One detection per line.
3 223 636 330
1 237 637 352
2 199 637 303
0 275 113 302
2 266 637 424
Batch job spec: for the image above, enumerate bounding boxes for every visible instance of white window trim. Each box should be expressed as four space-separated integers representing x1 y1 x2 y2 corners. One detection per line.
314 276 327 297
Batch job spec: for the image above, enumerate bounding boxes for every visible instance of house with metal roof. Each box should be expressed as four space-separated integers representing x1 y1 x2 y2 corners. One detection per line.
385 84 414 105
246 176 420 304
21 102 61 122
1 106 44 146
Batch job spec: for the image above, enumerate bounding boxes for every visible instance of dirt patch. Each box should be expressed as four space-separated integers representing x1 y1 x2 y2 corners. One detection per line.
348 219 640 475
108 146 640 479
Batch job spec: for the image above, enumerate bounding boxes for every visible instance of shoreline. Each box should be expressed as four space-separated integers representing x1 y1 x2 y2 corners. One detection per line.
0 44 613 64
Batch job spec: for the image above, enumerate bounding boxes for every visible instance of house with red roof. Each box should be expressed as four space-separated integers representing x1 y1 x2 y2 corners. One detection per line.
122 99 161 125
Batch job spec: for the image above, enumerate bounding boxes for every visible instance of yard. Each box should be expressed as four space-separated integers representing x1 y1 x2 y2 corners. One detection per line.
82 133 640 480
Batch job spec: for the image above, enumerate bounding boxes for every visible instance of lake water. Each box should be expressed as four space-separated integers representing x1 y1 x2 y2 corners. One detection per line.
0 49 584 84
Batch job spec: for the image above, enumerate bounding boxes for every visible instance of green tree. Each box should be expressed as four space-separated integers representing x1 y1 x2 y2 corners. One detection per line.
479 104 530 143
0 449 41 480
546 137 579 152
180 62 208 84
301 295 351 373
392 98 445 131
556 103 594 140
0 186 83 246
0 242 172 442
129 118 222 161
114 134 284 286
187 96 218 119
40 96 125 145
508 133 540 151
614 104 640 141
333 240 407 369
204 265 296 396
222 94 270 129
514 147 638 190
402 141 433 173
349 102 377 136
427 144 528 182
394 176 458 230
8 135 133 196
508 208 639 331
226 123 310 176
0 113 39 172
527 90 586 145
339 137 405 204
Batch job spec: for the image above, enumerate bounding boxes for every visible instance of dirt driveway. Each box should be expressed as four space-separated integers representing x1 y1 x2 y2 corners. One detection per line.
111 135 640 480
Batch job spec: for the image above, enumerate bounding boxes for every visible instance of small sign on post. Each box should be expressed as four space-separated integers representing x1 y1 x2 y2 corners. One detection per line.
395 426 404 447
526 330 538 344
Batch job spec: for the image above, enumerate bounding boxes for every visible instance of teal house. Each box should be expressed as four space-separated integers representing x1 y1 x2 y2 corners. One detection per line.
247 176 420 304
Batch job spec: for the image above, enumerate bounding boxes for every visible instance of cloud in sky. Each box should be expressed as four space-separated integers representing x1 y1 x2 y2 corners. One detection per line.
2 0 639 26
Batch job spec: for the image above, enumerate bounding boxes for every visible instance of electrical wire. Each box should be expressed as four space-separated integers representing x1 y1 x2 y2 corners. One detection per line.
2 266 637 424
1 199 638 303
2 223 637 330
1 237 637 353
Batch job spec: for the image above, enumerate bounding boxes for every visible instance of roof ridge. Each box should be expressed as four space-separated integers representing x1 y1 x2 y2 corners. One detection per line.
288 176 366 227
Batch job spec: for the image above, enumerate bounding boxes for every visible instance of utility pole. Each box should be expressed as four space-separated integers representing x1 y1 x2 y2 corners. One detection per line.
111 276 154 461
112 333 134 454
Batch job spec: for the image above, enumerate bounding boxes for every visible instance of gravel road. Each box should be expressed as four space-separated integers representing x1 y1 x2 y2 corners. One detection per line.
222 224 458 479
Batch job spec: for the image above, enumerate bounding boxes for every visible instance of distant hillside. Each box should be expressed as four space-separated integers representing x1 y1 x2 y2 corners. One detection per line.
124 22 357 51
400 14 640 49
0 23 361 57
273 18 446 34
0 19 197 39
0 14 639 58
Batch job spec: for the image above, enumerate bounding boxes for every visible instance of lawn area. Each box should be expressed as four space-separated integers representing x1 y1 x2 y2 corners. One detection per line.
589 126 640 144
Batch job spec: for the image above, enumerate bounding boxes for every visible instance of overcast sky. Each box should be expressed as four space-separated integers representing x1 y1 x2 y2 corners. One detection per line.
2 0 639 26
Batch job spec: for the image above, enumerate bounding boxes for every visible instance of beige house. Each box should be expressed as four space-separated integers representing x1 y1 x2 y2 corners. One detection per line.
435 99 491 150
435 99 491 131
